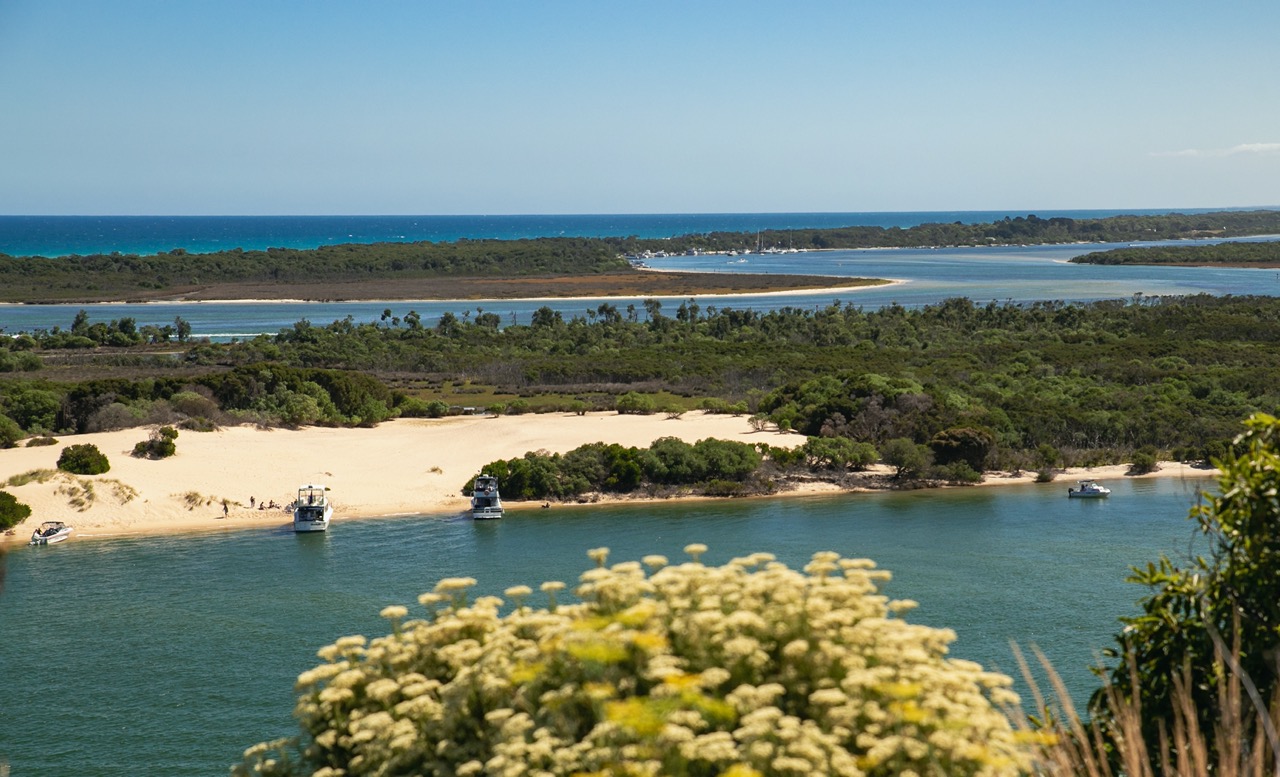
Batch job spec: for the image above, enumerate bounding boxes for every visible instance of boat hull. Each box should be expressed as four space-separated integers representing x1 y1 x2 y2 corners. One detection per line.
293 506 333 532
471 506 504 520
30 531 72 545
1067 492 1108 499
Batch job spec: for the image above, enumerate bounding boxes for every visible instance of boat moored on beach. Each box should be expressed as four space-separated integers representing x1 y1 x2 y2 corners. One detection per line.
1067 480 1111 498
293 485 333 532
470 474 504 519
29 521 73 545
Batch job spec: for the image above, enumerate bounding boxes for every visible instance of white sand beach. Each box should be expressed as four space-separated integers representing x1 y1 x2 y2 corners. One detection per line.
0 412 1213 543
0 413 806 540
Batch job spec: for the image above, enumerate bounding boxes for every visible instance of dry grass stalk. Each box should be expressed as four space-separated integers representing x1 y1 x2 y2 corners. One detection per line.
1013 640 1279 777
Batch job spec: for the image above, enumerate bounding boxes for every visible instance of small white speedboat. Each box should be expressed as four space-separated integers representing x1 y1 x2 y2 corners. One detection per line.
470 474 504 519
292 484 333 532
30 521 73 545
1067 480 1111 498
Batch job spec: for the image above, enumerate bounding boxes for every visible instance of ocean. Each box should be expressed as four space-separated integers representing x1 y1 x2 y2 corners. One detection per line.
0 209 1238 258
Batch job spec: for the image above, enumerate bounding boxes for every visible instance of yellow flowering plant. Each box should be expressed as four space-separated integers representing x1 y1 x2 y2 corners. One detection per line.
235 546 1032 777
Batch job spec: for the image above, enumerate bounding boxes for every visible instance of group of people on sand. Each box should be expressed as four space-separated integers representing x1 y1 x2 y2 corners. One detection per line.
220 496 287 517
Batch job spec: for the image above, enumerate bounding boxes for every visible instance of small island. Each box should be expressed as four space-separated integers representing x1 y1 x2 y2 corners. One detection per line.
1070 238 1280 267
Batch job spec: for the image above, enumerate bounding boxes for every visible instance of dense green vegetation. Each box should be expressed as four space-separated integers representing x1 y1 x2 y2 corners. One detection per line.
1072 238 1280 266
468 435 938 502
6 293 1280 481
0 238 624 300
3 210 1278 302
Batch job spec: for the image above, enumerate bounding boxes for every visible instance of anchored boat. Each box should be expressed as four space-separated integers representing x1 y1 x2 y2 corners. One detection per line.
1067 480 1111 498
293 484 333 532
29 521 73 545
470 474 504 519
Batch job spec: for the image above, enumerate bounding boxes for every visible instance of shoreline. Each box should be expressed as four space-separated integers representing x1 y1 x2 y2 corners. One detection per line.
0 279 903 307
2 414 1217 547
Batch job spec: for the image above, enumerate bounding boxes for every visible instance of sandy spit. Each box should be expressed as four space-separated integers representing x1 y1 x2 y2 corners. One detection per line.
1 413 1215 545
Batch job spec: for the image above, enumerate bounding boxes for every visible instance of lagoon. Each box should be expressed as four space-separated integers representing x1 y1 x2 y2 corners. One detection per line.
2 237 1279 340
0 472 1214 776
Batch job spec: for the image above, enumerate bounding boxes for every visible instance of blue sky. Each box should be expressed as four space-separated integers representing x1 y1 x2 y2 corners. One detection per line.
2 1 1277 215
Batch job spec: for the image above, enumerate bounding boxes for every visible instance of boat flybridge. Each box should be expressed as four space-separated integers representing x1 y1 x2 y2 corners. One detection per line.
293 484 333 532
470 474 504 519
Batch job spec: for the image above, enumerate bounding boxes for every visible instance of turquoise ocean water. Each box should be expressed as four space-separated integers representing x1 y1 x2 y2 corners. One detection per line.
0 210 1233 258
0 474 1214 776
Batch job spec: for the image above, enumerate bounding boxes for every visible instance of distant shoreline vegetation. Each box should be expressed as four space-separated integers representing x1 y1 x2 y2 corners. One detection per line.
1 209 1277 303
1071 237 1280 266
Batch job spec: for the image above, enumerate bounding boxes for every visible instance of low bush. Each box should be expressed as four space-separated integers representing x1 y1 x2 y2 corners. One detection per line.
25 435 59 447
0 416 21 449
615 391 656 415
132 426 178 459
0 490 32 530
178 416 218 432
57 443 110 475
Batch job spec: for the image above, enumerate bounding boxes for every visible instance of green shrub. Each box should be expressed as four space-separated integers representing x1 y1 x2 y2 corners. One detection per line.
615 391 656 415
57 443 110 475
233 547 1030 777
1127 445 1159 475
25 435 58 447
930 460 984 484
132 426 178 459
0 415 23 449
0 490 32 530
178 416 218 432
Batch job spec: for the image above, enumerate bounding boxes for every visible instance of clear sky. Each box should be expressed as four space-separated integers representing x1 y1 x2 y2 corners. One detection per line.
2 1 1277 215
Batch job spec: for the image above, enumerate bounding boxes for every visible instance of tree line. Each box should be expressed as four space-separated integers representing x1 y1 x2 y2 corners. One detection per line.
1071 238 1280 265
5 293 1280 474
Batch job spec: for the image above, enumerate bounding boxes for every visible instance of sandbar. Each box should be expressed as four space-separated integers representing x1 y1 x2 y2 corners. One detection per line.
1 413 1215 545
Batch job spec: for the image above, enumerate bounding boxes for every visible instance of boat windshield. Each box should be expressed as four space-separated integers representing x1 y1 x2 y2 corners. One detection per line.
297 487 327 505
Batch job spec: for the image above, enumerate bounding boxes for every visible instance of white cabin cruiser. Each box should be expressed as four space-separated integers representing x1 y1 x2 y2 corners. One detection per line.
30 521 73 545
293 484 333 532
1067 480 1111 498
470 474 504 519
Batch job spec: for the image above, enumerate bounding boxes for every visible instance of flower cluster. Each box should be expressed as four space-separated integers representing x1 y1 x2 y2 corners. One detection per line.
235 546 1031 777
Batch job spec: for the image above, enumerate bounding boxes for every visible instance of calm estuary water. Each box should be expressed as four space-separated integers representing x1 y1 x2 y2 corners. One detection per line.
3 237 1279 340
0 473 1214 776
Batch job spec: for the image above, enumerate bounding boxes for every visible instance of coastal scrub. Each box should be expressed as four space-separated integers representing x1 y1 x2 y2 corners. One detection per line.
235 547 1031 776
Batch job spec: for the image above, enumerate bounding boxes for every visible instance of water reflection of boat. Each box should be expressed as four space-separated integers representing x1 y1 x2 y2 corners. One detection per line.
1067 480 1111 498
30 521 73 545
470 474 504 519
292 484 333 532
